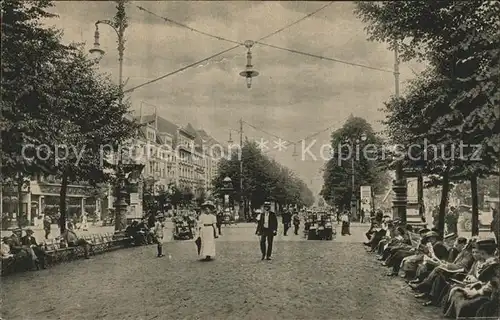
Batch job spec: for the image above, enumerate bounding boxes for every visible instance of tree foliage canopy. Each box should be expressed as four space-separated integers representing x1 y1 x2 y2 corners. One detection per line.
212 141 314 209
356 1 499 235
2 0 137 231
320 116 390 209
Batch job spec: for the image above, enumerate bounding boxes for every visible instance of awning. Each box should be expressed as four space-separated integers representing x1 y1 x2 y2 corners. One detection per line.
2 196 18 202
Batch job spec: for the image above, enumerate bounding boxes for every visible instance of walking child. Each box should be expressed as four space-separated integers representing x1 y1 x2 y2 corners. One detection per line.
154 215 165 257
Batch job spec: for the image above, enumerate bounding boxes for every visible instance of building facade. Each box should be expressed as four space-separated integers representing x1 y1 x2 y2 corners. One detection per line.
137 114 221 201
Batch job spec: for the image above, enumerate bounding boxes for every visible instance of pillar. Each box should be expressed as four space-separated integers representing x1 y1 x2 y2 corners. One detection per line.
23 191 32 225
392 163 407 223
39 196 43 215
95 198 101 220
81 197 85 216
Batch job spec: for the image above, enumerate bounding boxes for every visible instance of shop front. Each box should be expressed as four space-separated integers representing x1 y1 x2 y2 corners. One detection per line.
30 182 101 225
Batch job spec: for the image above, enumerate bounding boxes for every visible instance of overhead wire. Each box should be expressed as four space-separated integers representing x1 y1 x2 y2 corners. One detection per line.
242 121 293 144
242 119 340 146
134 2 393 76
123 45 240 93
254 2 334 42
128 3 334 93
255 42 394 73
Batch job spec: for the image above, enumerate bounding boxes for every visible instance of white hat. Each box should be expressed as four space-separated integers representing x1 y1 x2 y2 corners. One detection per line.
255 209 262 213
201 201 216 209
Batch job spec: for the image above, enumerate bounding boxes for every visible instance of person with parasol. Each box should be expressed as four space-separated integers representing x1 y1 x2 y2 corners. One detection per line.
195 201 218 261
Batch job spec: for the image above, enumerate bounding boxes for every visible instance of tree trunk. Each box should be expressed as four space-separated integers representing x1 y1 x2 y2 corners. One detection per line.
59 171 69 234
418 173 424 218
470 175 479 236
438 170 450 239
16 175 24 229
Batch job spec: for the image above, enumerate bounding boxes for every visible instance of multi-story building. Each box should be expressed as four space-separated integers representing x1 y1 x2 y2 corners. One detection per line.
138 114 220 197
196 129 222 196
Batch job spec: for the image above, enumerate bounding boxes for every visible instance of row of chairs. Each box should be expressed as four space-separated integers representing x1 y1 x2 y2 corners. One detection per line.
44 232 133 264
1 233 134 275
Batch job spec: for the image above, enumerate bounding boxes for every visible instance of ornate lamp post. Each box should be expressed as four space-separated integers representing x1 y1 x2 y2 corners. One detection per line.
239 40 259 89
89 0 129 231
221 177 233 211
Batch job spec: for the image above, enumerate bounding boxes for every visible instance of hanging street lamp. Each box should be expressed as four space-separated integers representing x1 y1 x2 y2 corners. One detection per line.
239 40 259 89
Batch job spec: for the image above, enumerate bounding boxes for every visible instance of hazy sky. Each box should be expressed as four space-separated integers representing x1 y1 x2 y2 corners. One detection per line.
47 1 424 195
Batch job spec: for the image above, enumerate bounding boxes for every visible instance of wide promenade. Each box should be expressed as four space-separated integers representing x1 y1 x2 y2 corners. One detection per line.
1 222 445 320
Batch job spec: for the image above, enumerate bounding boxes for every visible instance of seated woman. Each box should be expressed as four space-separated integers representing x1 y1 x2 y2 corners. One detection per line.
442 238 499 318
411 237 475 306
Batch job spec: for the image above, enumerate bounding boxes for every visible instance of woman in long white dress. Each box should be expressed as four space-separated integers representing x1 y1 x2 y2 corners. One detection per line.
197 201 218 261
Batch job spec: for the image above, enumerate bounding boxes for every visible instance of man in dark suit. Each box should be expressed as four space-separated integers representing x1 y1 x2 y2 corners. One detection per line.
20 228 47 269
256 201 278 260
282 209 292 236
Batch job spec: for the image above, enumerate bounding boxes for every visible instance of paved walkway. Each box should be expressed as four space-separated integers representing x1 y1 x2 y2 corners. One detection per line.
1 225 445 320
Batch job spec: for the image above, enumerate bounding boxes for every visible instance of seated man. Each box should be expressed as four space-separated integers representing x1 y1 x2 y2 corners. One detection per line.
387 231 448 277
411 237 474 305
21 228 47 269
137 217 152 244
380 225 413 261
368 221 392 253
413 236 467 282
61 225 90 259
8 229 37 269
125 220 142 245
1 236 14 259
442 238 499 318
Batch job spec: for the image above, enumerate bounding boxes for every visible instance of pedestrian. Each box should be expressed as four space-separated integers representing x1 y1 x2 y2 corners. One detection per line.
282 209 291 236
196 201 218 261
153 215 165 257
292 211 300 235
360 208 365 224
490 207 499 250
256 201 278 260
341 210 351 236
216 210 223 236
81 212 89 231
336 209 341 224
43 214 51 239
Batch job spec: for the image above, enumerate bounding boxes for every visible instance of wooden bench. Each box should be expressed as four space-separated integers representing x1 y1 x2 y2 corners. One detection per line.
1 232 142 277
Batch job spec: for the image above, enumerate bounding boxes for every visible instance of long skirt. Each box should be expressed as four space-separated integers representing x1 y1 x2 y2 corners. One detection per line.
341 221 350 235
199 225 216 257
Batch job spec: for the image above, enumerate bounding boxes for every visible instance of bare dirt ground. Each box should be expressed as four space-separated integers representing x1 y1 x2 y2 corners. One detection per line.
1 224 444 320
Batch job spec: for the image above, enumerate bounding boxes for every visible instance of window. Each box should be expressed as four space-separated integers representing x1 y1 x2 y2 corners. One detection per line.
147 130 155 141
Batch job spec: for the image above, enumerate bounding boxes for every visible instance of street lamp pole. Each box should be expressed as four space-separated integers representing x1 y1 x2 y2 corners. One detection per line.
391 43 407 224
89 0 129 231
239 119 244 221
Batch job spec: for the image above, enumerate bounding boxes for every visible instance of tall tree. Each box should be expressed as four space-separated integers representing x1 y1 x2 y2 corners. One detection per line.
213 140 313 212
44 49 136 233
356 1 499 236
321 116 388 211
1 0 69 225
